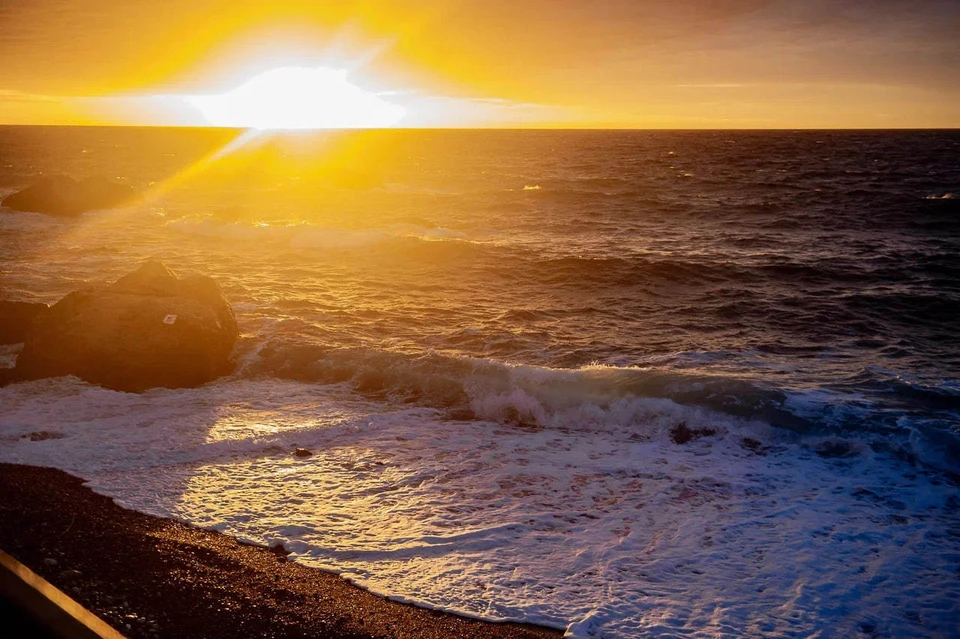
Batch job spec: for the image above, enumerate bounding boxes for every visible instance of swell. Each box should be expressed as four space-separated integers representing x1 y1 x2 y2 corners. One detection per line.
242 341 806 429
165 215 960 293
238 340 960 470
167 218 468 247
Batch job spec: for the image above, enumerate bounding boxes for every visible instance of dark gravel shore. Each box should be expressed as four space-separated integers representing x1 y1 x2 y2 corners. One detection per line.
0 463 562 639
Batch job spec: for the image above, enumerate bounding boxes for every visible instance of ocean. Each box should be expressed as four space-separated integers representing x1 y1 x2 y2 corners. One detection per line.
1 126 958 637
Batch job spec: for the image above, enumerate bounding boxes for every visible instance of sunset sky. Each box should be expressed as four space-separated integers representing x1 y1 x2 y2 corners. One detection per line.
1 0 958 128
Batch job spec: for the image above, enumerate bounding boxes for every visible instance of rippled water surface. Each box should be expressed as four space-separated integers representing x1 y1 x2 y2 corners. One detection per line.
1 128 959 637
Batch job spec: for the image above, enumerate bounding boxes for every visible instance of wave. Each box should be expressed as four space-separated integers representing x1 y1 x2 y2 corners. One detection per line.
532 254 748 287
243 341 946 427
168 218 468 249
243 343 784 423
163 213 953 297
164 218 766 288
234 341 960 472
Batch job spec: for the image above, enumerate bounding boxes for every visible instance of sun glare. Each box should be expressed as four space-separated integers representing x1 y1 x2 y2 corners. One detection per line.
183 66 407 130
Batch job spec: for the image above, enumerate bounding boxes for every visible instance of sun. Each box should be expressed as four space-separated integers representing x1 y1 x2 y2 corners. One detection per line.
183 66 407 130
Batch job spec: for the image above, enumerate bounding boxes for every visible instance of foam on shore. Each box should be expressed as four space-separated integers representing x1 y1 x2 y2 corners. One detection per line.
2 376 957 637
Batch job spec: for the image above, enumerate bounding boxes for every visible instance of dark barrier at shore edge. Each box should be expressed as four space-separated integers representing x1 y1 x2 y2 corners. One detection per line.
0 549 126 638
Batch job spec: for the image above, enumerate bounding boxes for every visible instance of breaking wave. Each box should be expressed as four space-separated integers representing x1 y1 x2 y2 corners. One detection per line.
240 341 960 472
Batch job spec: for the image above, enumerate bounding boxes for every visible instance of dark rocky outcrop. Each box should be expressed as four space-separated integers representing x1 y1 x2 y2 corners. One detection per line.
1 175 135 217
13 262 238 392
0 301 49 344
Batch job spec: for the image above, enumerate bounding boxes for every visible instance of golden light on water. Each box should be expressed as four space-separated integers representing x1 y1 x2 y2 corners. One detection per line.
184 66 407 130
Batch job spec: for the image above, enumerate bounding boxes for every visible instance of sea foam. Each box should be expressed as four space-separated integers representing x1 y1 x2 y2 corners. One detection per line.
2 375 958 637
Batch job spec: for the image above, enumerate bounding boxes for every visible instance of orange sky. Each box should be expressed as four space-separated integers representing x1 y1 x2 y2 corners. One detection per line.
1 0 958 128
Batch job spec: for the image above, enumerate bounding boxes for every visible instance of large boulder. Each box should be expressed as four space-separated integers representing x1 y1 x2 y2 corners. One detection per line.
13 262 238 392
2 175 135 217
0 301 49 344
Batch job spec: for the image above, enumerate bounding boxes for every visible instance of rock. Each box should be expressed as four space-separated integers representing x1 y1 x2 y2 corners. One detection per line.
24 430 65 441
13 261 238 392
0 300 49 344
60 569 82 580
669 422 717 445
741 437 768 455
294 448 313 457
815 439 855 458
43 557 58 568
269 543 291 561
1 175 135 217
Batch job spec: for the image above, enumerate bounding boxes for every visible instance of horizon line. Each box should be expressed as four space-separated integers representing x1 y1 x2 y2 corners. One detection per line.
0 123 958 132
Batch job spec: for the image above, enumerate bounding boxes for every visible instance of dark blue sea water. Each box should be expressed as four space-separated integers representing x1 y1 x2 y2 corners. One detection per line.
4 128 958 459
1 128 959 636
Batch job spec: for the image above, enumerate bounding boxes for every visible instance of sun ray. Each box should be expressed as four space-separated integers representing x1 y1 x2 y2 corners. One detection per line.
130 127 267 209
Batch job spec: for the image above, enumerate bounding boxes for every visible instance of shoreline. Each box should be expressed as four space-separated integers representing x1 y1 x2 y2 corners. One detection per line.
0 463 563 638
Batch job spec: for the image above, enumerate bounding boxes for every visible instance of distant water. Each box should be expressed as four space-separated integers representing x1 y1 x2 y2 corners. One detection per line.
1 127 959 637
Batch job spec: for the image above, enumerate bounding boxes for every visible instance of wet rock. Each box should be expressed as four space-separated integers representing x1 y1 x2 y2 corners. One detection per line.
0 301 48 344
444 407 476 421
2 175 135 217
269 543 291 560
670 422 717 445
13 261 238 392
294 448 313 458
741 438 768 454
24 430 65 442
815 439 855 458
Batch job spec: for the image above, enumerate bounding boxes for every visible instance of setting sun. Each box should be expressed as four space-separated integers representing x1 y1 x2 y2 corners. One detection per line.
183 66 407 129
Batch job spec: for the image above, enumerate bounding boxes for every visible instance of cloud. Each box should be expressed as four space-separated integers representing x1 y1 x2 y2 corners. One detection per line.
0 0 958 126
0 89 59 103
675 84 746 89
384 94 570 127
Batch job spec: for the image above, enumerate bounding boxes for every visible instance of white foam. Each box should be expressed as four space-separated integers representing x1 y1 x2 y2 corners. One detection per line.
0 344 21 369
1 376 957 637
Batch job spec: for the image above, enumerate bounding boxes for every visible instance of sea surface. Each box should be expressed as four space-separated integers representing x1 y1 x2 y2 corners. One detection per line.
1 127 959 637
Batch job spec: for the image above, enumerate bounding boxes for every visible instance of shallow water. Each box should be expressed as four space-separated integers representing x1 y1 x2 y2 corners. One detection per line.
1 127 959 636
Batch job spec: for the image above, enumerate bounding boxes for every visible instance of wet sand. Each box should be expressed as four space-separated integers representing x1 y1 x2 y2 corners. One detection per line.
0 463 562 638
